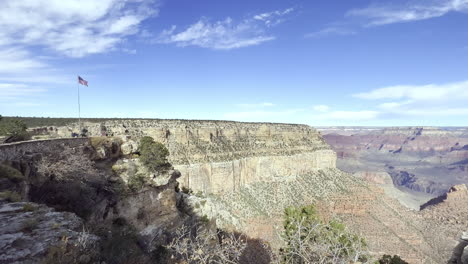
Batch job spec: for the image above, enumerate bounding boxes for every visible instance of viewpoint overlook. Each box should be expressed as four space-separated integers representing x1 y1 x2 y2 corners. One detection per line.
0 118 467 263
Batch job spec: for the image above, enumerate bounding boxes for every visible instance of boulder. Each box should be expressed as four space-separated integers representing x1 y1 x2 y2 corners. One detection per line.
121 140 138 155
0 202 100 263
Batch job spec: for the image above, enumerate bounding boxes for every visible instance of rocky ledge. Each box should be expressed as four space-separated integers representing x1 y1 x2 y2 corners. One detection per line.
0 202 99 264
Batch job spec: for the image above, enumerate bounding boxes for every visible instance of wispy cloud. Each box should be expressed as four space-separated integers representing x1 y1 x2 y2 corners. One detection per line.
253 8 295 27
0 83 46 108
157 8 294 50
353 80 468 100
0 48 47 74
349 80 468 122
305 27 356 38
0 0 158 58
347 0 468 26
0 46 72 85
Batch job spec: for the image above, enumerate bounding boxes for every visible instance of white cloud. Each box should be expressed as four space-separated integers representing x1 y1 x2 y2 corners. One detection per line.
157 8 293 50
348 80 468 123
305 27 356 38
313 105 330 112
347 0 468 26
0 48 47 74
253 8 294 27
353 80 468 101
0 46 72 85
0 0 158 57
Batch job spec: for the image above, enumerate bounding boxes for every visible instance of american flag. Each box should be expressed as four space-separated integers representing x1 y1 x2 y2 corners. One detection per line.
78 76 88 86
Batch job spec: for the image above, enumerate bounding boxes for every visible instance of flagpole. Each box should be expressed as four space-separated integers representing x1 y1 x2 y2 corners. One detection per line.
77 76 81 135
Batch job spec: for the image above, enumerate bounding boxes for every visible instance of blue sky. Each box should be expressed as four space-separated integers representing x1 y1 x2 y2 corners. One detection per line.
1 0 468 126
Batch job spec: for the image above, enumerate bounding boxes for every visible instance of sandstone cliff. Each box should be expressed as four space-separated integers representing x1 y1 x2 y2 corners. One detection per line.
52 120 336 194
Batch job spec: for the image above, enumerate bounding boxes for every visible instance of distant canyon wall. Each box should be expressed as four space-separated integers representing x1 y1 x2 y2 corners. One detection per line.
321 127 468 196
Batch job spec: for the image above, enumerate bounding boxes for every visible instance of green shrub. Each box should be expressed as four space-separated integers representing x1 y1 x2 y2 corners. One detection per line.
377 254 409 264
0 118 30 141
181 186 193 195
281 204 369 263
200 215 210 224
22 203 37 212
138 136 170 172
0 190 22 202
128 173 149 192
0 163 24 182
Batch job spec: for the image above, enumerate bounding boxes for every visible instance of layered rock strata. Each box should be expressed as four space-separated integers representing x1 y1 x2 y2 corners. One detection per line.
50 120 336 194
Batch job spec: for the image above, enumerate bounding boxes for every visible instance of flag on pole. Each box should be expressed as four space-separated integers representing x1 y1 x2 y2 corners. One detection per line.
78 76 88 86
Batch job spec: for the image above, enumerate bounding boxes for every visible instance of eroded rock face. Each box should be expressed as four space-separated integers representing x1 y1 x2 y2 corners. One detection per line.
34 120 336 195
53 120 331 162
175 150 336 194
0 138 185 257
417 184 468 263
0 202 99 264
113 171 183 252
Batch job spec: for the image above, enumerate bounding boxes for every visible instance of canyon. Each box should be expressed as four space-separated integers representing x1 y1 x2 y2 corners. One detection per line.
0 119 467 263
320 127 468 208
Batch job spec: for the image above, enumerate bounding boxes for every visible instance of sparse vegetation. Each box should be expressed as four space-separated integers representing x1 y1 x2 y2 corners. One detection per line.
181 186 194 195
128 173 150 192
0 190 22 202
0 163 24 181
21 218 39 233
37 147 97 181
41 240 95 264
22 203 37 212
278 204 369 264
138 136 170 173
168 224 247 264
0 117 31 142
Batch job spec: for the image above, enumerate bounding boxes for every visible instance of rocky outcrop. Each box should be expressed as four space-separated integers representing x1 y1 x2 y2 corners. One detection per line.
0 202 99 264
417 184 468 263
388 170 444 195
112 171 183 252
29 120 336 194
0 137 185 258
450 232 468 264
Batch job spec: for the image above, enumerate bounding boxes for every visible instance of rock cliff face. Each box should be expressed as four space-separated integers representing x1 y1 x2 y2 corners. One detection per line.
53 120 336 194
0 137 184 261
